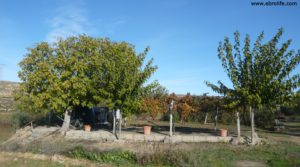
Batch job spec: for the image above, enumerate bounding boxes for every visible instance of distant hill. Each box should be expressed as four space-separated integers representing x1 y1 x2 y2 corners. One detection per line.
0 81 19 112
0 81 19 97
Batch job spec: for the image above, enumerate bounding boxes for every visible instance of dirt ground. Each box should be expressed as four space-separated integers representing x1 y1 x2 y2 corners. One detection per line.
1 113 300 167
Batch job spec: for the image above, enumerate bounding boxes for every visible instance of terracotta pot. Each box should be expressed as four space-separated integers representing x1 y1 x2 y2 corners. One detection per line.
220 129 228 137
84 124 91 132
144 126 151 135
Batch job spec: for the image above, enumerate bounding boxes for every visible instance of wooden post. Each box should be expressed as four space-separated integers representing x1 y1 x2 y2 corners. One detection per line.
250 106 255 145
170 112 173 136
169 100 174 137
204 112 208 124
237 111 241 139
30 121 33 133
214 107 219 131
119 111 122 136
113 109 116 135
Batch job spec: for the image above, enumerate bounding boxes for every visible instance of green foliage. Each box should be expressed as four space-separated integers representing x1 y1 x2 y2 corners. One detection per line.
206 28 300 111
219 111 235 124
142 81 168 99
17 35 157 116
10 111 52 128
11 111 33 128
195 94 223 113
69 147 137 165
254 107 276 128
283 90 300 115
162 110 180 122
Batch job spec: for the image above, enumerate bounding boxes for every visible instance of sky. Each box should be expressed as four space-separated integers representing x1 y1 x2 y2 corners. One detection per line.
0 0 299 95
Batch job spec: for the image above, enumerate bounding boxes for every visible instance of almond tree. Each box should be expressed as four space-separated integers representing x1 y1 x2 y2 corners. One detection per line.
206 28 300 144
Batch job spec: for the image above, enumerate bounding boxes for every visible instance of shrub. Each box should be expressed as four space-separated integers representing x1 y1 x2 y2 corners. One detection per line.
68 147 137 165
219 111 235 124
161 111 180 122
255 108 276 128
11 111 33 128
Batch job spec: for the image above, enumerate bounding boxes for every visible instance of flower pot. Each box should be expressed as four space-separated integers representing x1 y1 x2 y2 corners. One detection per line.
220 129 228 137
84 124 91 132
144 126 151 135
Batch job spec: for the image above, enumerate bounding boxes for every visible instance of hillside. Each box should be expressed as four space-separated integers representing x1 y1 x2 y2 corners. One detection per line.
0 81 19 97
0 81 19 112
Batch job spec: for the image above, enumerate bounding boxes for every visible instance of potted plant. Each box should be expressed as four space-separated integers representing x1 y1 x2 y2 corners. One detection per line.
84 124 91 132
220 128 228 137
144 125 151 135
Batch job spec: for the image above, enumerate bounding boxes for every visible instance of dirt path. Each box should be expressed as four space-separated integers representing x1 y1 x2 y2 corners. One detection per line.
235 160 266 167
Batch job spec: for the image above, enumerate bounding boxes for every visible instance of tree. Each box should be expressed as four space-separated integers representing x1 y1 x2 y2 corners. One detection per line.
200 94 215 124
206 28 300 144
141 82 168 119
176 93 195 123
17 35 157 131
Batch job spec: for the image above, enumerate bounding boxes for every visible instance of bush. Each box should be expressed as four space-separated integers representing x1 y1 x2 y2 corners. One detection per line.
255 108 275 128
280 106 294 116
219 111 235 124
10 111 55 129
68 147 137 165
161 111 180 122
187 111 205 123
11 111 33 128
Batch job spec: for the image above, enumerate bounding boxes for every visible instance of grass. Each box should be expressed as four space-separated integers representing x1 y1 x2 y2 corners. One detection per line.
66 142 300 167
0 112 15 143
0 157 65 167
69 146 137 166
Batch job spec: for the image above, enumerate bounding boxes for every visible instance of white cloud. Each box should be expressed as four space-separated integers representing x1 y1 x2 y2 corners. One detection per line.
46 1 127 43
46 1 95 43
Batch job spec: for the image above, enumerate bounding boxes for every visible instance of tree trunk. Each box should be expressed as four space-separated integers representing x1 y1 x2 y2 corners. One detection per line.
119 111 122 136
204 112 208 124
214 107 219 131
113 109 116 135
123 117 127 127
236 111 241 139
60 110 72 132
250 106 255 145
48 110 54 125
170 112 173 136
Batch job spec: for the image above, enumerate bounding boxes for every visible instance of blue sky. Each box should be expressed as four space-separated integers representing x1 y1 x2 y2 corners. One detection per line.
0 0 299 95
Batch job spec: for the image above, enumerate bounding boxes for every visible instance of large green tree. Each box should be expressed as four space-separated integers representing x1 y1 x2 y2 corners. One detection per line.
206 28 300 144
17 35 157 131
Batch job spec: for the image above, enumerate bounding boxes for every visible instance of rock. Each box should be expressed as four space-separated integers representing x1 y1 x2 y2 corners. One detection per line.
241 131 267 145
163 136 177 143
51 154 65 164
230 137 246 145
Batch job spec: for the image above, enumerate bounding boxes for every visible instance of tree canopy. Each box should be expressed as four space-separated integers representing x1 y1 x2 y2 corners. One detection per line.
17 35 157 117
206 28 300 110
